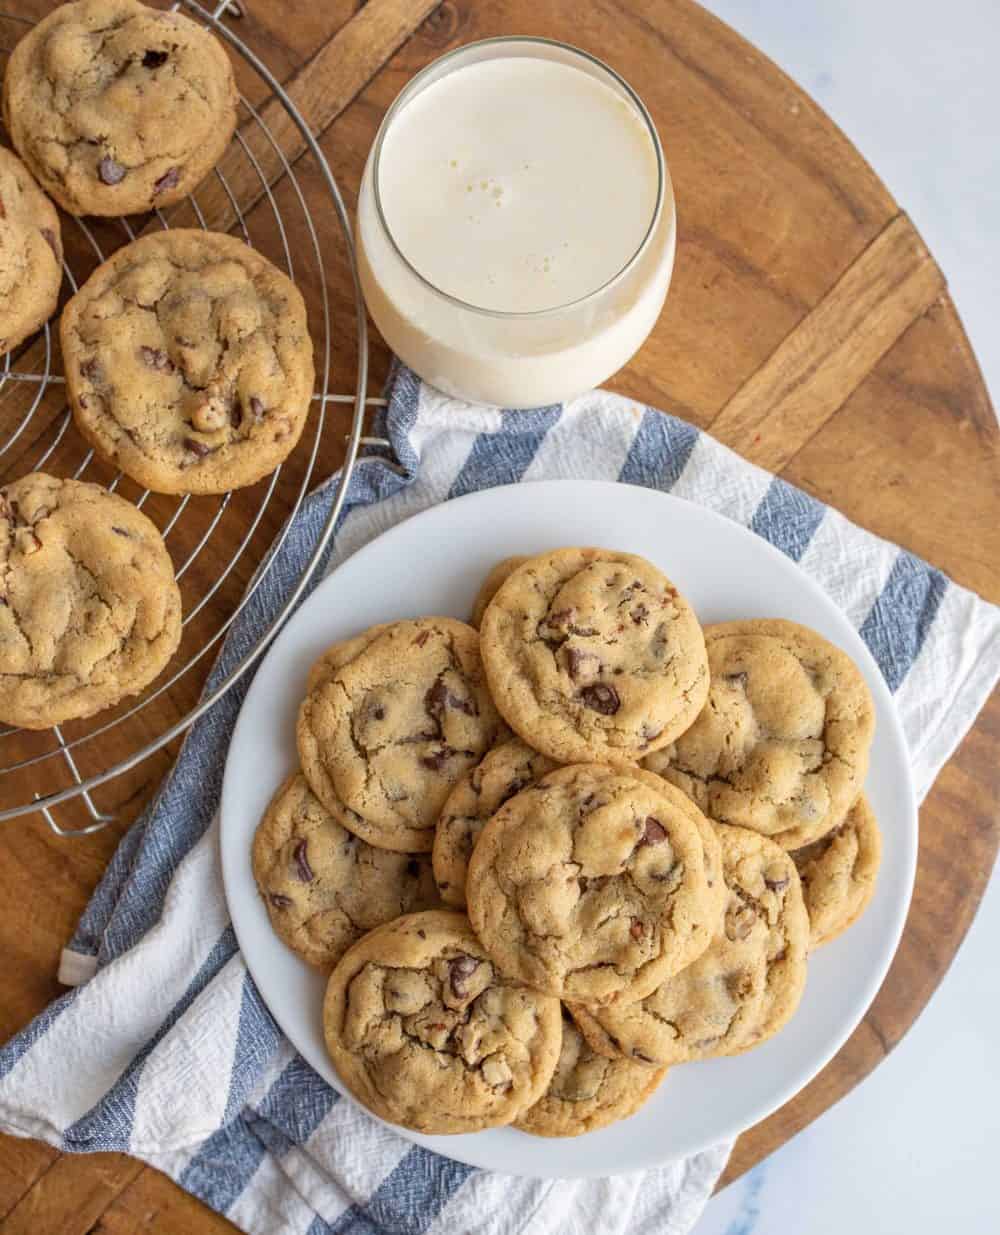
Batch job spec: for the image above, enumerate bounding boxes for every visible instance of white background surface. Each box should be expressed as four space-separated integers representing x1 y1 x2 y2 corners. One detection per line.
692 3 1000 1233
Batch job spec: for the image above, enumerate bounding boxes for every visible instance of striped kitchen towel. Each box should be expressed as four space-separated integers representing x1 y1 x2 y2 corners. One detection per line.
1 367 998 1235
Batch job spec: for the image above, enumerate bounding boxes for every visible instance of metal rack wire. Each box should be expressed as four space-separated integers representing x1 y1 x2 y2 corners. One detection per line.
0 0 372 832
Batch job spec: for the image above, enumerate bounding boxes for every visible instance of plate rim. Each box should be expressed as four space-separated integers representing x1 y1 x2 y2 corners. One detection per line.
220 477 918 1178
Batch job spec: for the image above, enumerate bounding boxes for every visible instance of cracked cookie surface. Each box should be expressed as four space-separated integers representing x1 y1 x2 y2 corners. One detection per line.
466 764 713 1006
297 618 507 853
61 230 314 494
470 555 530 628
643 619 875 847
514 1008 667 1137
791 794 881 947
2 0 237 217
572 824 809 1066
253 772 440 969
480 548 708 764
322 909 561 1134
0 148 62 355
433 738 557 909
0 472 181 729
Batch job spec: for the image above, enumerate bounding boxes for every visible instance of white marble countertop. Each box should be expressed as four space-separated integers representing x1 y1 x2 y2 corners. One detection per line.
691 4 1000 1232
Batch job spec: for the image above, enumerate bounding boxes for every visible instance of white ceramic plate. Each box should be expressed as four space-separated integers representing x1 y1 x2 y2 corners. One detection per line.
220 479 917 1178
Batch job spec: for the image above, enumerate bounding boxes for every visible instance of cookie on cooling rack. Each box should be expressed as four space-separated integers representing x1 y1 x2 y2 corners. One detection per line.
252 772 440 969
61 229 315 495
0 472 182 730
0 148 63 355
2 0 237 217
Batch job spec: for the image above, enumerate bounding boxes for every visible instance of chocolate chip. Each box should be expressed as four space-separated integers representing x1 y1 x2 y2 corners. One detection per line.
249 395 265 420
579 682 620 715
630 918 645 940
80 358 102 383
631 603 649 623
39 227 59 260
269 893 292 909
416 928 427 939
725 905 756 942
183 437 213 457
413 630 431 647
405 859 420 877
425 678 475 721
111 526 131 538
98 155 127 185
229 403 242 429
420 748 452 772
142 49 168 68
641 817 667 845
449 954 479 996
153 167 180 196
292 839 313 882
139 345 174 372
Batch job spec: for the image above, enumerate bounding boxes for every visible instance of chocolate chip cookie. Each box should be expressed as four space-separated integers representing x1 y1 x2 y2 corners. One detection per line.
514 1008 667 1137
433 738 558 908
252 772 440 969
466 764 714 1006
644 619 875 848
298 618 507 853
61 230 314 495
3 0 237 217
0 148 62 355
470 555 530 628
322 909 562 1134
480 548 708 764
572 824 809 1066
0 472 181 729
791 795 881 947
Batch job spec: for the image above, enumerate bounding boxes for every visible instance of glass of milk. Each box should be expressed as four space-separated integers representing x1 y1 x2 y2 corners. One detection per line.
356 37 675 408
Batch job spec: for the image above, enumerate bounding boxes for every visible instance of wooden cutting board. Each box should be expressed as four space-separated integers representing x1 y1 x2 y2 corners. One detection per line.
0 0 997 1229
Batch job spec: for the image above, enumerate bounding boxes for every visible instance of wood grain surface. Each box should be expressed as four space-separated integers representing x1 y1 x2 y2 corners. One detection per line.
0 0 997 1229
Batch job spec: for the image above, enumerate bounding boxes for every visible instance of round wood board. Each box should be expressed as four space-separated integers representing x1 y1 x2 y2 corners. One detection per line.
0 0 997 1228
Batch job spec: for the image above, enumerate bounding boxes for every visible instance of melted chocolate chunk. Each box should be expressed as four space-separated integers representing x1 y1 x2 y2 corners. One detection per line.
98 155 127 186
153 167 181 196
142 49 169 68
269 893 292 909
579 682 620 715
292 839 313 882
183 437 213 457
139 345 174 372
641 817 667 845
449 954 479 996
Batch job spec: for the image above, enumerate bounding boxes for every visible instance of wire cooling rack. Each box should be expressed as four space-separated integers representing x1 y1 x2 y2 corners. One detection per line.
0 0 372 833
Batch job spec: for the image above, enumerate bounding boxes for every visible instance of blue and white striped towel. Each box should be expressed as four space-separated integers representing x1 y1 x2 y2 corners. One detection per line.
1 367 999 1235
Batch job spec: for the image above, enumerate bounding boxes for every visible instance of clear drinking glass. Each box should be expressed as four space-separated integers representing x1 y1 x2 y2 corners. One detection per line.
355 37 676 408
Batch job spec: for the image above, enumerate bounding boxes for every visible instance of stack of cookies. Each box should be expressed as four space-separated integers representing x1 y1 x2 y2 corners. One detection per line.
253 547 881 1138
0 1 317 730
